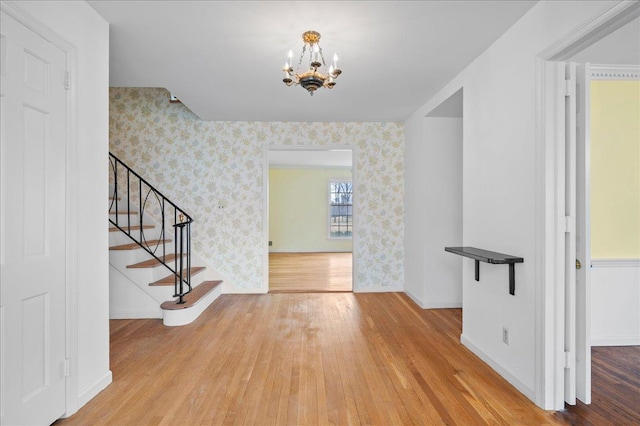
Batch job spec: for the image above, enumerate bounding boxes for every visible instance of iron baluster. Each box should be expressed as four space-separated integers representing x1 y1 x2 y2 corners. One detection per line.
108 152 194 304
127 169 131 234
114 161 118 227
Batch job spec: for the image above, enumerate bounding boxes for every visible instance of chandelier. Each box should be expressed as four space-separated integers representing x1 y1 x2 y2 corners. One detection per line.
282 31 342 96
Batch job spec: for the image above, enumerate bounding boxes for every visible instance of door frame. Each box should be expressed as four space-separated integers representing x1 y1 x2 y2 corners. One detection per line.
1 1 79 417
534 0 640 410
263 144 359 293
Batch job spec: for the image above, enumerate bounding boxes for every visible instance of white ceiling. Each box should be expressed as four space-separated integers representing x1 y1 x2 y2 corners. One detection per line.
88 0 537 122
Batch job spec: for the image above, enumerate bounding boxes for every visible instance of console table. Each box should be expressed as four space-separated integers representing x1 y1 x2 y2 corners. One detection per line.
444 246 524 295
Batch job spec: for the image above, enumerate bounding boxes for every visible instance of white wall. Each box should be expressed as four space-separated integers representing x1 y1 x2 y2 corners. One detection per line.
269 168 353 253
590 261 640 346
14 0 111 414
404 0 612 403
404 117 462 308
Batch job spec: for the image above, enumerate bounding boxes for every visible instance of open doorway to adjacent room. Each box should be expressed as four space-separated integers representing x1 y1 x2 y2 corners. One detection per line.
538 4 639 413
559 14 640 415
266 147 354 293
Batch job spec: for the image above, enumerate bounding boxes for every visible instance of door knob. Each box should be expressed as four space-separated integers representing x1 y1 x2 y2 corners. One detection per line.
576 259 582 270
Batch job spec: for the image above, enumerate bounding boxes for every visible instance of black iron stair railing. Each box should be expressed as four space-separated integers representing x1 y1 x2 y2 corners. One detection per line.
109 152 193 304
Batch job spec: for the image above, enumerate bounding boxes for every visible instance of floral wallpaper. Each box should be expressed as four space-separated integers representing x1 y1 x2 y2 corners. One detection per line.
109 88 404 291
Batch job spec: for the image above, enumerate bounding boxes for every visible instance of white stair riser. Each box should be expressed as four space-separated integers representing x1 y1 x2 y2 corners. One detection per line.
109 248 165 267
122 264 201 284
163 284 223 326
109 230 164 246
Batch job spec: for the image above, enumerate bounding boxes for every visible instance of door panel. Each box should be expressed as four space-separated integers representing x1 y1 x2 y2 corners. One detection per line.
575 63 591 404
0 10 68 425
563 61 577 405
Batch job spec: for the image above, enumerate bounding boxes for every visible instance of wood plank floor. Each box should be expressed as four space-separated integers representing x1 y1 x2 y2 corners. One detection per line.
555 345 640 425
56 293 573 425
269 252 352 292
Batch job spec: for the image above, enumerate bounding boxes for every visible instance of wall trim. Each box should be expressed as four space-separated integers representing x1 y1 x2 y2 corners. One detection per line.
270 165 352 170
268 249 353 253
265 144 360 293
423 300 463 309
534 0 640 410
354 285 403 293
109 310 162 319
461 334 536 402
591 258 640 268
74 371 112 414
591 64 640 80
404 290 425 308
591 337 640 346
543 1 640 61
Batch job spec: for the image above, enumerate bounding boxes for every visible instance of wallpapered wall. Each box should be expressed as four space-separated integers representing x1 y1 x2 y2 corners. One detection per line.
109 88 404 291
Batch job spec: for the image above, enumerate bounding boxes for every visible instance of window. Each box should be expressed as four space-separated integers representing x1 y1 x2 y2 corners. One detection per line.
328 180 352 238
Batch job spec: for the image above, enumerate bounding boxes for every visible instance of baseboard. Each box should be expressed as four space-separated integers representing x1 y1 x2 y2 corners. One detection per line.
403 290 461 309
354 285 403 293
460 334 535 402
268 249 353 253
109 309 162 319
77 370 112 411
591 258 640 268
404 289 425 308
423 300 463 309
222 281 268 294
591 337 640 346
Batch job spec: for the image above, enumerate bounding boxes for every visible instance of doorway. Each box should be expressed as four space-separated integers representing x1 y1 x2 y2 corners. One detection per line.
537 1 640 410
265 147 355 292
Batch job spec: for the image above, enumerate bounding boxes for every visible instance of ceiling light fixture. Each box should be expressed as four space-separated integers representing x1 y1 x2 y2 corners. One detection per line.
282 31 342 96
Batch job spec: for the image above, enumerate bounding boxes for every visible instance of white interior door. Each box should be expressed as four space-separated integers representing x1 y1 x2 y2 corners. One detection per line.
575 62 592 404
563 61 577 405
562 61 592 405
0 10 68 425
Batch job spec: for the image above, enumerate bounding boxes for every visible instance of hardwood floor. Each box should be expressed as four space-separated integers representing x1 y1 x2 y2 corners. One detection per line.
269 252 352 292
555 345 640 425
57 293 568 425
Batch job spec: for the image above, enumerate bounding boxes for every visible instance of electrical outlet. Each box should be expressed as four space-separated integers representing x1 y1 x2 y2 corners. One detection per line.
502 327 510 345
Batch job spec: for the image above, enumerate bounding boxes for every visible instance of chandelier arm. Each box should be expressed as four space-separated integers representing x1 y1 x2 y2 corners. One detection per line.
297 44 306 71
318 45 328 68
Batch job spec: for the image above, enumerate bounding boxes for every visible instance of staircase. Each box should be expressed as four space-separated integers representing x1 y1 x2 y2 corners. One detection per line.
108 153 222 326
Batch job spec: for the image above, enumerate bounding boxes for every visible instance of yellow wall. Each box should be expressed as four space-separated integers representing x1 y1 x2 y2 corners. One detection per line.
591 80 640 259
270 168 353 252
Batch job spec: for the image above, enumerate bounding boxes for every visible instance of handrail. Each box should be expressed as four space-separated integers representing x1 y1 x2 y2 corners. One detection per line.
109 152 193 304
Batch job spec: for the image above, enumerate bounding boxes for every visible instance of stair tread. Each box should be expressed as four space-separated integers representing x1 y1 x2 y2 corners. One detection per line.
160 280 223 310
109 224 155 232
149 266 206 286
109 210 138 215
127 253 183 268
109 239 171 250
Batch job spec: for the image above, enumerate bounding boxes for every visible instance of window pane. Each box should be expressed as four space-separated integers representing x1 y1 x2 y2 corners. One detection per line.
329 180 352 238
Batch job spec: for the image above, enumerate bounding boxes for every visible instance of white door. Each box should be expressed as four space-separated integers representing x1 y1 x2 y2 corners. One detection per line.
0 10 68 425
575 63 591 404
561 61 592 405
563 61 578 405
